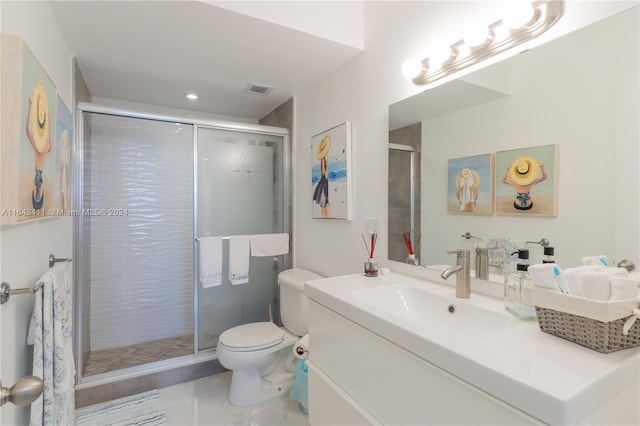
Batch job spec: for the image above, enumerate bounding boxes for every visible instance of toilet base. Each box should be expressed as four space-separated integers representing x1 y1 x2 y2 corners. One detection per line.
228 367 296 406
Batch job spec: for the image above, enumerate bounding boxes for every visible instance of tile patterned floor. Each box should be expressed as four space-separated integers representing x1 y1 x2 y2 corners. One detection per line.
84 334 195 376
159 372 309 426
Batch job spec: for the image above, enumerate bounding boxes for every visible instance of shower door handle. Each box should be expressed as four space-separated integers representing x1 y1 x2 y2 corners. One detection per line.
0 376 43 407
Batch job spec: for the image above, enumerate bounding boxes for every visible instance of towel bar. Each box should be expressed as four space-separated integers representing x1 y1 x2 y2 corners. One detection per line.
49 253 72 268
0 281 44 305
0 253 70 304
195 236 230 242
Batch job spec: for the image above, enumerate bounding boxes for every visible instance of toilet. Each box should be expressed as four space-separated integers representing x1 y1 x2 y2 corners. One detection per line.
217 268 323 406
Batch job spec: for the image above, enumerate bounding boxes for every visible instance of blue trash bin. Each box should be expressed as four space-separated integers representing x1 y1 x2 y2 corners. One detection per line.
290 358 308 413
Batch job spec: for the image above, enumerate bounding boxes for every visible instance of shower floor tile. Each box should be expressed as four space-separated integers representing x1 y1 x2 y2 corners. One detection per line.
84 334 194 376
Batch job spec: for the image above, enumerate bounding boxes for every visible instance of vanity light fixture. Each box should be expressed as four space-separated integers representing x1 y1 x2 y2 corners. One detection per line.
403 0 563 86
186 93 198 100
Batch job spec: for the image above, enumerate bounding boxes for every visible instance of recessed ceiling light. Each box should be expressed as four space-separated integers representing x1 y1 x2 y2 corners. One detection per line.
186 93 198 100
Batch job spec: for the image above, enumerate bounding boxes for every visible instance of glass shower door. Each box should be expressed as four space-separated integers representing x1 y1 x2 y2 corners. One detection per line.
196 127 286 351
78 112 194 377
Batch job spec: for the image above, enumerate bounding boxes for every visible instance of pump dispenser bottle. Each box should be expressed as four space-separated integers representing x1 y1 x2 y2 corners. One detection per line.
542 246 555 264
504 249 536 320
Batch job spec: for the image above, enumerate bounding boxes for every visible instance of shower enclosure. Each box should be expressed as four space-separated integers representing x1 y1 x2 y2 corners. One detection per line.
388 122 422 264
74 104 289 383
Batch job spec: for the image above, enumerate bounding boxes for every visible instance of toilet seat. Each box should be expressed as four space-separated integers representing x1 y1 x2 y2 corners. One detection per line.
219 322 284 352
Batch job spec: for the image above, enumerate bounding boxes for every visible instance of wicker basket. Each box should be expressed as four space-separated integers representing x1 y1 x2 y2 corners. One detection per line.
535 306 640 353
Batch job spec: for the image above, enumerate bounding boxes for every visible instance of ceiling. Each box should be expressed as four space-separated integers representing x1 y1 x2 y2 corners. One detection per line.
50 1 363 120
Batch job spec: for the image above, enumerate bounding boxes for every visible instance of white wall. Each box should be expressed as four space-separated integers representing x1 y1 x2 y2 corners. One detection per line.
0 1 73 424
293 1 638 278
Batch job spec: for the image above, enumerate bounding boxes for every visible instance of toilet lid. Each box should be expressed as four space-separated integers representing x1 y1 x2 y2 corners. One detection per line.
219 322 284 352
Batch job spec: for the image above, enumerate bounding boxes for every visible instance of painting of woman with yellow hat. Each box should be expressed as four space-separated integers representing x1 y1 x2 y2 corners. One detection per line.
311 122 352 220
19 45 56 220
447 154 493 214
496 144 558 216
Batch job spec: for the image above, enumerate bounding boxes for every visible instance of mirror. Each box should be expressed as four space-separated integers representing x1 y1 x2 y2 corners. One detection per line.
388 7 639 279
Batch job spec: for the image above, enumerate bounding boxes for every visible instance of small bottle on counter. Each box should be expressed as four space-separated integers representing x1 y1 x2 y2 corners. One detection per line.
405 253 419 265
364 258 379 277
504 249 536 320
542 246 555 263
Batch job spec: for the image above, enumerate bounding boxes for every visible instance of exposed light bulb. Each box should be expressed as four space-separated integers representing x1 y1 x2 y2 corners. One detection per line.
465 26 490 48
186 93 198 100
402 57 423 79
426 44 454 69
502 0 534 29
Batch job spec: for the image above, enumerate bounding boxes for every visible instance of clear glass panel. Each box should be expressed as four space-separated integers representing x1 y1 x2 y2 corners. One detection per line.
82 113 194 376
197 127 285 350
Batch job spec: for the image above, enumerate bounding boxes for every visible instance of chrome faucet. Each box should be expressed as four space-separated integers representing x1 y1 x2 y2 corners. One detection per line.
475 247 490 280
441 249 471 298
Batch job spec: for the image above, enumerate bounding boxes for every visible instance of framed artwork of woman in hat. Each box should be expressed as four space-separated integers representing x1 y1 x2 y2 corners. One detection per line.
447 154 494 214
312 135 331 217
496 144 558 216
311 122 352 220
19 44 56 219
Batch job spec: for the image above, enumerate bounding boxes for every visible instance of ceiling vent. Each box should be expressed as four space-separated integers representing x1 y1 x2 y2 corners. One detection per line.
244 83 274 96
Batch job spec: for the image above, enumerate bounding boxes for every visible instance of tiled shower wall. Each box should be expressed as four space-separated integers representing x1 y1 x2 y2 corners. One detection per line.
388 122 422 263
85 114 194 351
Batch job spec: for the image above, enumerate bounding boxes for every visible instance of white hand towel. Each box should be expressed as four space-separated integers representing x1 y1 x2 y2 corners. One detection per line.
199 236 223 288
563 270 582 297
528 264 560 292
604 267 629 278
610 277 640 300
229 235 250 285
580 272 611 301
564 265 606 274
581 255 608 267
250 233 289 256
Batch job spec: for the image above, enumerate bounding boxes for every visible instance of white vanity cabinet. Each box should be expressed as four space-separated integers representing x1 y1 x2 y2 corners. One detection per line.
305 272 640 426
307 300 538 425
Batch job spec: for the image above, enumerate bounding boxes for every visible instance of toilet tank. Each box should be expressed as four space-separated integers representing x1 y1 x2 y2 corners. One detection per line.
279 268 323 336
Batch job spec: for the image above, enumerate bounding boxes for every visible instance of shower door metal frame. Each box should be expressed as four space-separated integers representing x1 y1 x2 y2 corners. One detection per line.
192 124 290 353
388 143 416 251
74 102 290 384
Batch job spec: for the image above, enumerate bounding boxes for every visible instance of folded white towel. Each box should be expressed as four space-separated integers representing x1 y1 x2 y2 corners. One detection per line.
229 235 250 285
199 236 223 288
250 233 289 257
528 264 560 292
565 265 606 274
610 277 640 300
581 255 608 267
603 267 629 278
563 270 582 297
580 272 611 301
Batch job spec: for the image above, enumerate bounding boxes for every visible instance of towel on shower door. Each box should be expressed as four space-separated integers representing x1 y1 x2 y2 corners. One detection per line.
229 235 250 285
29 262 75 426
199 236 223 288
250 233 289 256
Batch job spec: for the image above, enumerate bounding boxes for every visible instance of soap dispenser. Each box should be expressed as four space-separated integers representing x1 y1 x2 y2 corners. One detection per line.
504 249 536 320
542 246 555 264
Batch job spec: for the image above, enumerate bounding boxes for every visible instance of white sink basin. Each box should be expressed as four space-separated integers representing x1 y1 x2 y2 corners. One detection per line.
353 284 507 331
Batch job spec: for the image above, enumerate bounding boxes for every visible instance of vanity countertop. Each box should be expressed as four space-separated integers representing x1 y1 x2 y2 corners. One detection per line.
304 270 640 425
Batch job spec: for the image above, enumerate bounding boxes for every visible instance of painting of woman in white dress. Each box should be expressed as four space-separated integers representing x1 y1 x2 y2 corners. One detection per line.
447 154 494 214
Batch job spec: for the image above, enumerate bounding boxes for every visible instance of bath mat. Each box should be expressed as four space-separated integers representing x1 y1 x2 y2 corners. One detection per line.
75 389 167 426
